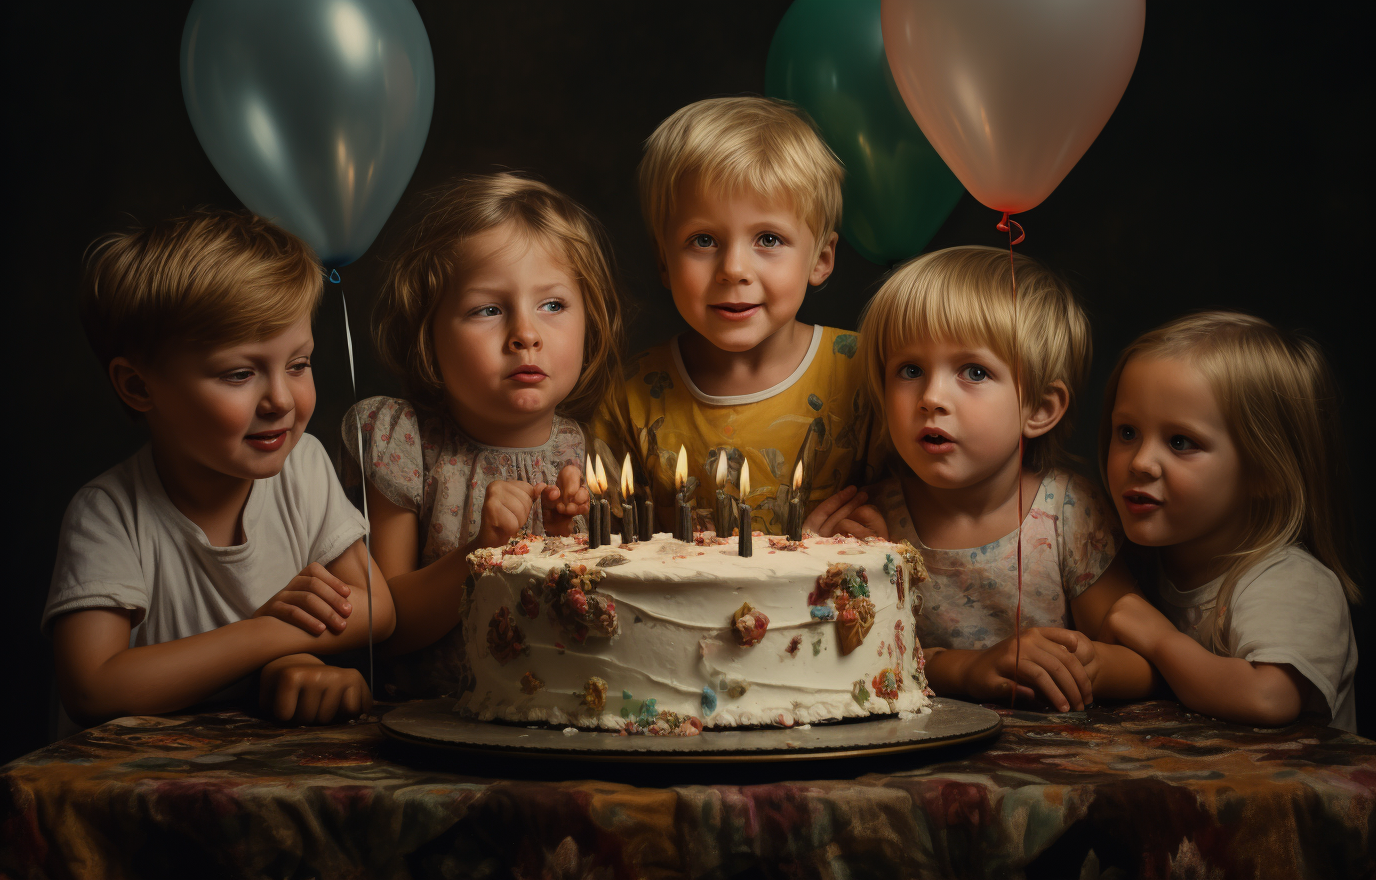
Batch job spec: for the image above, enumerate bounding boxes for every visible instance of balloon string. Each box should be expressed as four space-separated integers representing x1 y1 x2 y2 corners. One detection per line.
1004 214 1024 709
997 212 1026 246
336 272 374 699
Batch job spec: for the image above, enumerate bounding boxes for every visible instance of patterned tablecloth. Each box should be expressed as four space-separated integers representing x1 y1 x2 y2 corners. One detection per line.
2 700 1372 879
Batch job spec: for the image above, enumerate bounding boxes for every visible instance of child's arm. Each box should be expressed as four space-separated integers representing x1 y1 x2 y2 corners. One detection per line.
52 539 391 726
1103 593 1308 726
1066 556 1159 700
372 477 543 656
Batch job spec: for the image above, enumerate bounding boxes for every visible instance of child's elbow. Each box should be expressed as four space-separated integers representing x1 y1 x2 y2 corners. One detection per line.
1236 667 1306 727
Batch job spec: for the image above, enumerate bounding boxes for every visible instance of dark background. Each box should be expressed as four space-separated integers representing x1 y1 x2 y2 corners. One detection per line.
6 2 1369 761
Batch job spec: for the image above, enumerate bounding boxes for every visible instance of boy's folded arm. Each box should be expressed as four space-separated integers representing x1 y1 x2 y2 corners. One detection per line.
52 541 391 727
53 608 333 725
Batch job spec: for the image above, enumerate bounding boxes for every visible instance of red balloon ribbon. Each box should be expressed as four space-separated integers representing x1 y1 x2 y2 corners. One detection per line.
1006 215 1024 709
997 212 1026 245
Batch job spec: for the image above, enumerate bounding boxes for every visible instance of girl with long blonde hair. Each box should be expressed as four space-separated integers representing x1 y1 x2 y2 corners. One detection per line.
1100 311 1359 730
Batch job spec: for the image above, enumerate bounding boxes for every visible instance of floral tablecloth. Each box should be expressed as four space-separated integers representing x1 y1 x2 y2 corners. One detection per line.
3 700 1372 879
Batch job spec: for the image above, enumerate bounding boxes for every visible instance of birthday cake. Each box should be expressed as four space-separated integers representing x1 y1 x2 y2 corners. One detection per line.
456 532 932 732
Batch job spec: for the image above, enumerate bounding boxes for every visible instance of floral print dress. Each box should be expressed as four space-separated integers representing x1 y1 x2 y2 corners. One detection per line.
873 469 1123 651
342 396 585 697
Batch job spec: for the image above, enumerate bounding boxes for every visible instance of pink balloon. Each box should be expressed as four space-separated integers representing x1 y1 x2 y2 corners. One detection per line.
881 0 1145 215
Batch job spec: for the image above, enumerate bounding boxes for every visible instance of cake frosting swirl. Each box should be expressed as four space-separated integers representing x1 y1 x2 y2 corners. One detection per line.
457 532 932 731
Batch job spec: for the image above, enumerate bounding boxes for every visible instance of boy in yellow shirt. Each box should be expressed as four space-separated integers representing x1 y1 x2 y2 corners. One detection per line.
593 96 877 534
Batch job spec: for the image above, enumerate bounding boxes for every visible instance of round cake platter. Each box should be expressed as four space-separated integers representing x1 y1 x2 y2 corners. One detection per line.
381 698 1002 763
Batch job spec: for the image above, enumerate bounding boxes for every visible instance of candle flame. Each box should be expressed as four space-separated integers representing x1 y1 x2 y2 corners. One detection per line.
792 460 803 491
586 457 597 496
621 452 634 495
595 455 608 495
740 460 751 499
715 450 728 487
674 445 688 490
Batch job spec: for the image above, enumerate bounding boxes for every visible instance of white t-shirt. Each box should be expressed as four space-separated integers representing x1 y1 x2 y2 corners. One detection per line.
1154 545 1358 732
44 433 368 648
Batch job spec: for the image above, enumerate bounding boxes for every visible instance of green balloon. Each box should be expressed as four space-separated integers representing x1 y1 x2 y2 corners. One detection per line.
766 0 965 266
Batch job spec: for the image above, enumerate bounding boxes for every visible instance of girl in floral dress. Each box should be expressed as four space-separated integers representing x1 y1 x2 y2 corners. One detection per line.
343 173 623 697
829 246 1154 711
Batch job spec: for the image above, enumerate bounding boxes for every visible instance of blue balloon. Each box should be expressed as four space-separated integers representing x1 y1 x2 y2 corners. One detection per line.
181 0 434 267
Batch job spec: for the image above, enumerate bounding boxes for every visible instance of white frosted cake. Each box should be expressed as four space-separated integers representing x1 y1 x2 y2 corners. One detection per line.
457 532 932 733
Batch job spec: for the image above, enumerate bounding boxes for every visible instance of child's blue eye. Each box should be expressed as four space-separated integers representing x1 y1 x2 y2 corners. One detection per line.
758 233 781 248
539 300 565 313
692 234 715 248
1169 435 1199 451
898 364 921 380
474 306 501 317
1116 425 1136 442
959 364 989 382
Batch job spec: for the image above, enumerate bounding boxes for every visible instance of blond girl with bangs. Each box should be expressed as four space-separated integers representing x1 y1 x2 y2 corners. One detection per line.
1100 312 1359 730
838 246 1154 712
343 173 623 695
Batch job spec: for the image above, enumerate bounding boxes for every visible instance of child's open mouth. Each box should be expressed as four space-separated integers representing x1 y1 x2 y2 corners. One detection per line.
245 429 289 452
919 431 954 453
710 302 761 321
509 365 547 384
1122 491 1162 515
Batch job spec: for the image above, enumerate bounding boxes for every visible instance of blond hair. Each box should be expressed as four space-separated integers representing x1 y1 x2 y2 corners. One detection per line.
1098 311 1359 650
638 96 843 257
373 173 624 423
858 246 1091 473
80 209 322 372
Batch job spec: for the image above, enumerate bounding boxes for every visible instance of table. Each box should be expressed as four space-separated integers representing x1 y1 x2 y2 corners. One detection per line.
3 700 1373 879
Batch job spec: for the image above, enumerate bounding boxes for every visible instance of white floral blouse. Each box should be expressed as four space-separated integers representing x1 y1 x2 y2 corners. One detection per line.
873 469 1122 651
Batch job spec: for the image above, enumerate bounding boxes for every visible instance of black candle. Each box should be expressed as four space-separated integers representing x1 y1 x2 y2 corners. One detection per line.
620 453 638 543
639 495 654 541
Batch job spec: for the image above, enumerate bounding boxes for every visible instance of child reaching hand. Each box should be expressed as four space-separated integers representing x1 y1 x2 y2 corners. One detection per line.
593 97 878 533
1100 312 1359 730
46 210 394 731
344 173 622 697
850 246 1154 711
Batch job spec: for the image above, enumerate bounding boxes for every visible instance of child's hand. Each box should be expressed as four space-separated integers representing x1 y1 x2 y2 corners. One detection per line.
540 463 591 537
964 628 1094 712
476 480 543 548
259 654 373 725
1102 593 1176 658
252 563 353 636
803 486 889 539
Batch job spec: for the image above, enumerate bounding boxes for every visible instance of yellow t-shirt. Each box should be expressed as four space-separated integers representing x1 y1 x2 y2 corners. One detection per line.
590 325 880 535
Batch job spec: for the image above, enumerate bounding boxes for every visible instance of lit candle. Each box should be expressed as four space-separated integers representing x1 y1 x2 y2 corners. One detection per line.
738 460 752 558
620 453 637 543
674 445 691 541
595 455 611 544
714 451 730 538
586 457 601 549
788 461 804 542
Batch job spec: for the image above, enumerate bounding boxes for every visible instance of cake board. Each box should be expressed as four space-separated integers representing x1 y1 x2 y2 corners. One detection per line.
381 697 1002 763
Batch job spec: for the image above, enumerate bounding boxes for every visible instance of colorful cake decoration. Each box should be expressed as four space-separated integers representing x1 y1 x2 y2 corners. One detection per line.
732 601 770 646
486 607 526 664
520 672 544 694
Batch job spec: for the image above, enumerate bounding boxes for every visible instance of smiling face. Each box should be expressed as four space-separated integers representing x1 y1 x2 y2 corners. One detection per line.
659 178 835 354
431 221 586 448
138 315 316 485
1106 354 1248 584
884 336 1028 492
